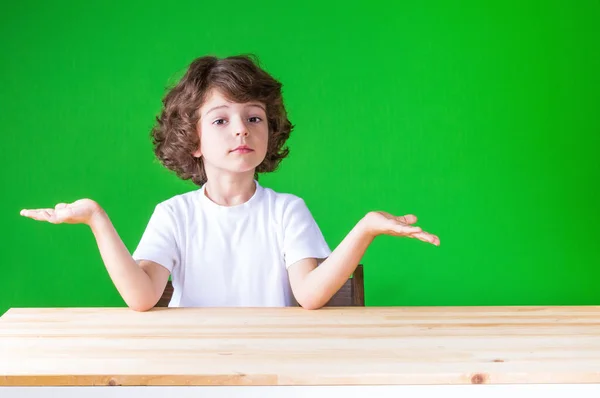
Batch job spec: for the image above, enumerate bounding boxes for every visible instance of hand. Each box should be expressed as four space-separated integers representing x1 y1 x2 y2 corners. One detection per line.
20 199 104 226
361 211 440 246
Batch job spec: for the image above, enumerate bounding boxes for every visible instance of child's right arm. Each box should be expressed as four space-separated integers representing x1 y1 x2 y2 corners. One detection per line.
20 199 170 311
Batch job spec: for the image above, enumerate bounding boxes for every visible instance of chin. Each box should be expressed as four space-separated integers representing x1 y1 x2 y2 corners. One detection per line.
228 165 260 174
234 159 265 172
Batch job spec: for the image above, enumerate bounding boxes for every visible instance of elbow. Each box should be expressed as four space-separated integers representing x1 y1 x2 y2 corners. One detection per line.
123 287 161 312
296 294 326 310
129 302 154 312
127 297 157 312
129 304 154 312
300 302 324 310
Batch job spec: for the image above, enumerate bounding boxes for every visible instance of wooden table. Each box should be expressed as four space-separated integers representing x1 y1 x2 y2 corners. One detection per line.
1 306 600 397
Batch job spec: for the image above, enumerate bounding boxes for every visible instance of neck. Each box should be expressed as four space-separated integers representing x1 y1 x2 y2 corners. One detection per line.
203 171 257 207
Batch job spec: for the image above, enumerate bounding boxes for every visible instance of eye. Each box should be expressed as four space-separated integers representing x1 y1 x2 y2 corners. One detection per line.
248 116 263 123
212 118 227 125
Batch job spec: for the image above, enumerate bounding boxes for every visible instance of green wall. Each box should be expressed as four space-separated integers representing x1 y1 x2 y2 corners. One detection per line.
2 1 599 314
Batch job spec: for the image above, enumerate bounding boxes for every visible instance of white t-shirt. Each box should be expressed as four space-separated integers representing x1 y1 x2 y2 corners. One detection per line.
132 180 331 307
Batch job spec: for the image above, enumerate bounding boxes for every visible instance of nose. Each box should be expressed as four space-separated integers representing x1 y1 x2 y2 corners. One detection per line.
233 118 249 137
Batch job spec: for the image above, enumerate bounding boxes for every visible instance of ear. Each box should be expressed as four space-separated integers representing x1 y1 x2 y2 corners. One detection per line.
192 147 202 158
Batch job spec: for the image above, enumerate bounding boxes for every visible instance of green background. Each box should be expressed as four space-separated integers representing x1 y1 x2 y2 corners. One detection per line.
2 1 598 315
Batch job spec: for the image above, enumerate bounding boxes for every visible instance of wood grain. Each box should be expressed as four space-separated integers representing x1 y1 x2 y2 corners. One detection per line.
1 306 600 386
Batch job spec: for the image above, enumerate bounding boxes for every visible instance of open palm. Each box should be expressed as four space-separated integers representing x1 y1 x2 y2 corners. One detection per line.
364 211 440 246
20 199 102 225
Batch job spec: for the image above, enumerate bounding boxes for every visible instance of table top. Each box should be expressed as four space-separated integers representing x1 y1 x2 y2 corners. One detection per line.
1 306 599 386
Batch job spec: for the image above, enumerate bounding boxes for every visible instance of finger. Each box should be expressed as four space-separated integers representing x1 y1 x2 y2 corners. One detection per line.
45 209 61 224
392 223 422 235
53 207 74 222
20 209 54 222
412 231 440 246
20 209 43 218
53 204 70 221
396 214 417 225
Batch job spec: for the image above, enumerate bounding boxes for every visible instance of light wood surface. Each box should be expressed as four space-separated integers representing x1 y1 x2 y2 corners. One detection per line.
1 306 599 386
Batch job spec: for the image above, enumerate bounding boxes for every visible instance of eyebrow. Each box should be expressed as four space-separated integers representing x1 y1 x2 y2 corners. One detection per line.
204 103 266 116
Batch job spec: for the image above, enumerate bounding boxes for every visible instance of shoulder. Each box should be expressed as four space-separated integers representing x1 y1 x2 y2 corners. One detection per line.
257 184 317 226
151 189 203 220
259 184 308 212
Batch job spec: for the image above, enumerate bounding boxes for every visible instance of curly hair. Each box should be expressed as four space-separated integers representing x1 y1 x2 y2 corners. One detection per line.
150 54 293 186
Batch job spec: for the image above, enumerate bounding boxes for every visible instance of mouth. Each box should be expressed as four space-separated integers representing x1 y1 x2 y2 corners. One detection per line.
231 145 254 153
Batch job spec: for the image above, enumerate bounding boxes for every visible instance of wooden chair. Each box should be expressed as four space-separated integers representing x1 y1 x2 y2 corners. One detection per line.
156 264 365 308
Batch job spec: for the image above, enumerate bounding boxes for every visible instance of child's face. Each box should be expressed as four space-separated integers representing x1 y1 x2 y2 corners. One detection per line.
194 89 269 179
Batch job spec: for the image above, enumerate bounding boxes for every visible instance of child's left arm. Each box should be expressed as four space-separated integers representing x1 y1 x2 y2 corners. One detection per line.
288 212 439 310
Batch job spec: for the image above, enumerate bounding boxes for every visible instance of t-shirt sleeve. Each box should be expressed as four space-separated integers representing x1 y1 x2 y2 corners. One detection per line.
283 197 332 269
132 203 180 273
